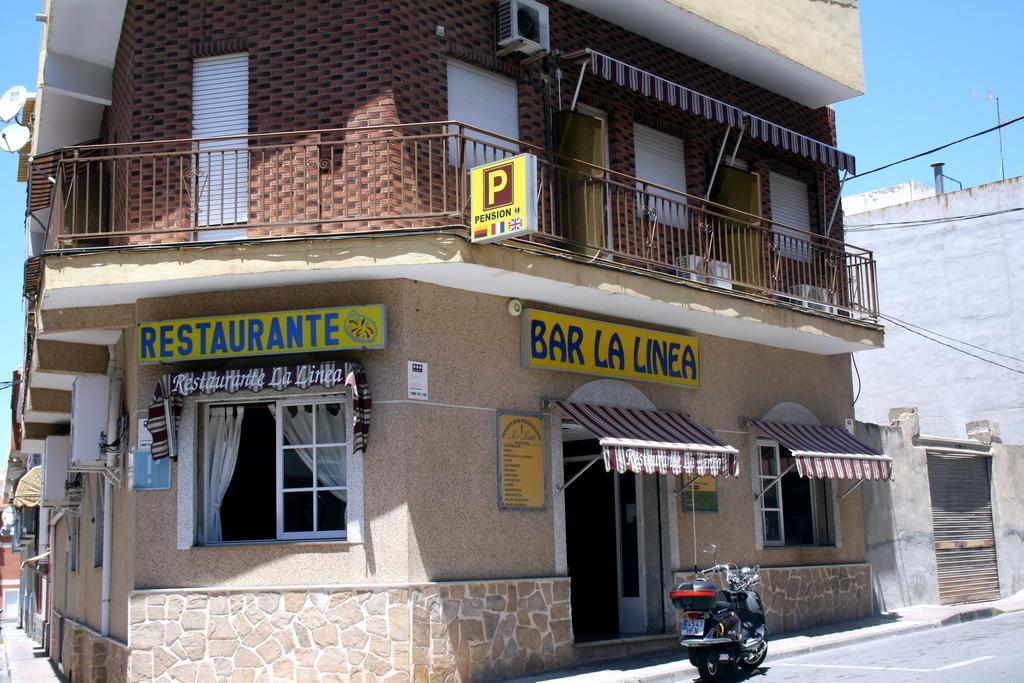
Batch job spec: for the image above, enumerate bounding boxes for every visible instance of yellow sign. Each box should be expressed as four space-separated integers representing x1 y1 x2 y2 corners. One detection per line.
683 476 718 512
138 305 387 363
523 309 699 387
498 412 547 510
470 153 538 243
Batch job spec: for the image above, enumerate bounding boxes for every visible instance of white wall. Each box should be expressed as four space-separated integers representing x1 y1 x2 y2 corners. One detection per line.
844 176 1024 442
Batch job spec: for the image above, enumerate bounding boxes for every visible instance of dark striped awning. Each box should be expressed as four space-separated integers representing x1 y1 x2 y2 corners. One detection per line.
146 361 371 460
552 401 740 477
749 420 892 480
578 49 857 174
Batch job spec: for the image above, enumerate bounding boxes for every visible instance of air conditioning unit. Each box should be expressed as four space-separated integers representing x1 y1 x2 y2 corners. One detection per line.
41 435 71 507
496 0 550 57
789 284 838 315
70 375 110 470
677 255 734 290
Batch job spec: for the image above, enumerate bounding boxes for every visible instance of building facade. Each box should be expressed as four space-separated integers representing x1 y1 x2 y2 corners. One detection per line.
844 175 1024 442
8 0 888 680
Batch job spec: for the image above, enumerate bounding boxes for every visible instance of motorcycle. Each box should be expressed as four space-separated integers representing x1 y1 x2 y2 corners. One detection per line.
670 544 768 680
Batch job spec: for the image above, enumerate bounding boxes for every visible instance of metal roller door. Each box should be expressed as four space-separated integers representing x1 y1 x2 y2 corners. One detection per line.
927 453 1000 604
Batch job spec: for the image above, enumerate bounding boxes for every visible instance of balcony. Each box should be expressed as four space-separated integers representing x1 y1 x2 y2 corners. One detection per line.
36 121 878 320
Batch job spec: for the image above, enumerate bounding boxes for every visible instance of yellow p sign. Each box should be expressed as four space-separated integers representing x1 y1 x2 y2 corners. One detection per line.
483 163 514 209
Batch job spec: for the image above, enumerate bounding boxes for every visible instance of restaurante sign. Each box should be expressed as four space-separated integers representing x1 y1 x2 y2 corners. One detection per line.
138 305 387 363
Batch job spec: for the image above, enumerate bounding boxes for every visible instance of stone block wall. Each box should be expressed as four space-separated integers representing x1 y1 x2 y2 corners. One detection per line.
674 563 873 635
126 577 573 682
59 616 129 683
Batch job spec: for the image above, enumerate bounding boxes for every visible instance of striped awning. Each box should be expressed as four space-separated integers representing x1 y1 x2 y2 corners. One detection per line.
579 49 856 174
13 466 41 509
552 401 740 477
146 361 371 460
749 420 893 481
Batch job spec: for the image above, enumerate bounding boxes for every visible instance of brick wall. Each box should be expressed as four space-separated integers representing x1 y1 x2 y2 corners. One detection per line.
98 0 848 243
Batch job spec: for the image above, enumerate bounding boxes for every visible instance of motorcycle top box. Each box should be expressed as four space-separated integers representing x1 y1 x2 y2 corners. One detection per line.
669 579 718 612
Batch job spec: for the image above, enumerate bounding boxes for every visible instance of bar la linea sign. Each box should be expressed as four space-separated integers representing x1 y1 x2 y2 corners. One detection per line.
138 305 387 363
523 309 699 387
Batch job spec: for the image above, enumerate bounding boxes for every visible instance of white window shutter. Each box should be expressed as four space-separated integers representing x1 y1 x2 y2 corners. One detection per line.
193 54 249 234
769 171 812 261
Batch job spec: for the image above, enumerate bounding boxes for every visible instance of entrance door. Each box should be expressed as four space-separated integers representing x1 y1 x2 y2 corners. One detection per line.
564 445 646 639
614 471 646 633
927 453 1000 604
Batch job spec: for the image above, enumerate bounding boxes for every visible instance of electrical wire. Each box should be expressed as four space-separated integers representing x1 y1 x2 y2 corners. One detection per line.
849 114 1024 180
879 314 1024 375
880 313 1024 365
851 354 862 406
846 206 1024 232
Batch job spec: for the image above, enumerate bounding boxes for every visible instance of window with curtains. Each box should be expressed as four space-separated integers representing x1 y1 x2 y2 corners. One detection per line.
757 439 835 547
201 395 349 544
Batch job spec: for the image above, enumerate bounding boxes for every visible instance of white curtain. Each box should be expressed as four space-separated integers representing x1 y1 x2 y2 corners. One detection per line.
205 406 245 543
279 404 346 499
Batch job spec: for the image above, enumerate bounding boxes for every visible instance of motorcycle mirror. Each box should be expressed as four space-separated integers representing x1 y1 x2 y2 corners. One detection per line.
702 544 717 554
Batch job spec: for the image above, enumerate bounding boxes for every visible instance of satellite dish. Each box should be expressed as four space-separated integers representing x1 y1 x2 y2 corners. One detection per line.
0 122 30 152
0 85 27 123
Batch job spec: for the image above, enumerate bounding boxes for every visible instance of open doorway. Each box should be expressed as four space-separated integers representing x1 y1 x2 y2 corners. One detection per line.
562 421 647 641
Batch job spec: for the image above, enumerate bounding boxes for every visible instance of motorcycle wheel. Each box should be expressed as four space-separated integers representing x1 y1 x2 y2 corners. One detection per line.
695 651 733 681
737 643 767 672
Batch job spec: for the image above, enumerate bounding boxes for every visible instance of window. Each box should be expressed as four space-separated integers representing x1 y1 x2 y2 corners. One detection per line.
202 395 350 544
446 60 519 165
768 171 812 262
633 124 688 228
193 53 249 237
757 440 834 546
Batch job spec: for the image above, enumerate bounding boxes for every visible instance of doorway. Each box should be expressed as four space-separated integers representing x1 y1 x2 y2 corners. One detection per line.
563 424 646 640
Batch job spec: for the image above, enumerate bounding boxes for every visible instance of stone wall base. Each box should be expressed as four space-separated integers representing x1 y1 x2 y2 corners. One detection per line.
57 615 129 683
128 578 573 682
674 563 873 634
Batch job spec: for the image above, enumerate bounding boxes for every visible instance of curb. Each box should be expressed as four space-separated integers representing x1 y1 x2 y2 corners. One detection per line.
524 604 1020 682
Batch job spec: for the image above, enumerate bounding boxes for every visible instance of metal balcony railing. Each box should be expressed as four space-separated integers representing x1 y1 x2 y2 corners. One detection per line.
38 121 878 318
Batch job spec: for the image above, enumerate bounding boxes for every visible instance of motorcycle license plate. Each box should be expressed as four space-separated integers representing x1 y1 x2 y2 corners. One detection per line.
680 618 704 636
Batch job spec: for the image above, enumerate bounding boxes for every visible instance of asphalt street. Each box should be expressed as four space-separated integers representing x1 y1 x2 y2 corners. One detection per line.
722 610 1024 682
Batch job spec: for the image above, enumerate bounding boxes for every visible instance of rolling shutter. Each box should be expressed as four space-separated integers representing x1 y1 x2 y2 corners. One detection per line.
769 171 811 261
193 53 249 234
927 454 1000 605
446 60 519 164
633 124 686 227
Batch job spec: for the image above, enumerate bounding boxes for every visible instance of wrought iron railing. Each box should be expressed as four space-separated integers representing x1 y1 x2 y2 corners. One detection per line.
39 121 878 318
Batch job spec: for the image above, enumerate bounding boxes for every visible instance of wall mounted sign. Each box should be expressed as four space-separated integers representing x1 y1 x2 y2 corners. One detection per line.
138 305 386 363
470 153 538 244
522 309 699 387
407 361 429 401
497 411 547 511
683 475 718 512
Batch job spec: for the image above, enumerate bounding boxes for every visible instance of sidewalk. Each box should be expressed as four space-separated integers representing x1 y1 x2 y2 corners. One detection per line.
0 622 63 683
509 591 1024 682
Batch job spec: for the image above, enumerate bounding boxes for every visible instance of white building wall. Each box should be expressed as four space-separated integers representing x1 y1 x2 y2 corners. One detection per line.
844 176 1024 442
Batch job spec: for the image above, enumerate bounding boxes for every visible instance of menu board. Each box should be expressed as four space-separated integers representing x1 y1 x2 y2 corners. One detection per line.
497 412 547 510
683 475 718 512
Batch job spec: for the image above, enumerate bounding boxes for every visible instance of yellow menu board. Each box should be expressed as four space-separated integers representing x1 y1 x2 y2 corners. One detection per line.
498 412 547 510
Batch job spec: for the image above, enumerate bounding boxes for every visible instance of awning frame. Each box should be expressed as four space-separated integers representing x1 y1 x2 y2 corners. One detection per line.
564 48 856 174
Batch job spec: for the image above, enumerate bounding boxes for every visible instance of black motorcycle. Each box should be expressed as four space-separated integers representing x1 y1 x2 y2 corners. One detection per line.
670 545 768 680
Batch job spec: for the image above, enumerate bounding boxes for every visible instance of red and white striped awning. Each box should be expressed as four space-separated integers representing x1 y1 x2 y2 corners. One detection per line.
552 401 740 477
749 420 893 481
577 49 857 174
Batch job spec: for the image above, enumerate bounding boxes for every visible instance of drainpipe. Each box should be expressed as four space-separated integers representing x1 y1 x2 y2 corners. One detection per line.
100 345 122 637
931 162 945 195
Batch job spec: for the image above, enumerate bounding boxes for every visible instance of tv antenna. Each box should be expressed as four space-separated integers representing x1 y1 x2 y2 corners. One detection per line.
972 90 1006 181
0 85 30 153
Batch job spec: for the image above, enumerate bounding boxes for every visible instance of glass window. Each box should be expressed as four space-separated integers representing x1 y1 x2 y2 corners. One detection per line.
757 439 834 547
202 395 350 544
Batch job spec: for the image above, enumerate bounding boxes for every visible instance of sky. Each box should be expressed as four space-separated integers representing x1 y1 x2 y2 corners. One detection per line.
0 2 1020 454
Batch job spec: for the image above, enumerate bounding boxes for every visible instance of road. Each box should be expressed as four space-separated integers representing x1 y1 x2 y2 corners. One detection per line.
737 610 1024 681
